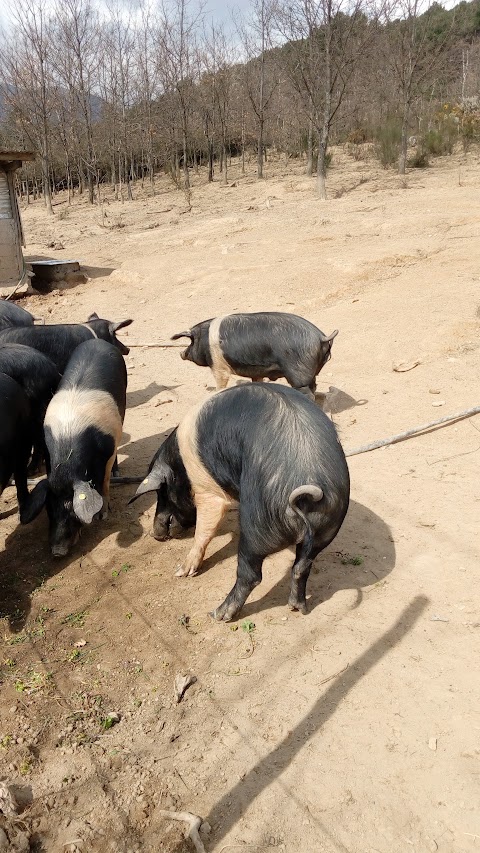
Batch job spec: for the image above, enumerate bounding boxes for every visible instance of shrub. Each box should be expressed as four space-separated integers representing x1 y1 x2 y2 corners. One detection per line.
375 118 402 168
408 149 429 168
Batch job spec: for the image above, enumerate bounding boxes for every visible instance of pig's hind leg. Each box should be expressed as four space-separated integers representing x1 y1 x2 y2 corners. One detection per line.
211 531 265 622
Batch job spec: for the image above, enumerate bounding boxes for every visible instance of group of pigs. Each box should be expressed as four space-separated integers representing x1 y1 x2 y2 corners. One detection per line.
0 300 350 621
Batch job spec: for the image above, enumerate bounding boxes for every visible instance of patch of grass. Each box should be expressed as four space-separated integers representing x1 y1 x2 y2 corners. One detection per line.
241 619 255 634
0 734 12 749
62 610 87 627
14 669 51 694
5 625 45 645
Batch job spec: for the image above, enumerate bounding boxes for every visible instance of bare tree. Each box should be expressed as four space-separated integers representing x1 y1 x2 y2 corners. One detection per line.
237 0 279 179
53 0 100 203
158 0 204 195
383 0 454 174
0 0 55 213
277 0 376 198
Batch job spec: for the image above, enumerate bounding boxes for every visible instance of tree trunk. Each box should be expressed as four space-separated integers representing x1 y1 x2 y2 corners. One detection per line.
182 123 190 191
257 117 264 179
208 140 214 182
241 112 246 176
316 144 327 200
398 100 409 175
41 152 54 215
222 137 228 185
306 118 313 176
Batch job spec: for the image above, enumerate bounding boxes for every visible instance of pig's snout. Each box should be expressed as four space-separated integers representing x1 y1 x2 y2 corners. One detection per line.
153 515 171 541
51 542 70 558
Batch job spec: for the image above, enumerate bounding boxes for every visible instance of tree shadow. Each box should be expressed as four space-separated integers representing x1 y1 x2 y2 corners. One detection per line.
125 382 179 409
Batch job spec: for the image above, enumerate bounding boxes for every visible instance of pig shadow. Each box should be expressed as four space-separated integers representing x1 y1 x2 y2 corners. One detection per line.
315 385 368 414
178 499 394 619
0 430 171 631
118 428 173 475
126 382 179 409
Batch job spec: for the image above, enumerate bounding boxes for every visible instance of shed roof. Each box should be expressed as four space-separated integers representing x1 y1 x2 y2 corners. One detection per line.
0 151 35 163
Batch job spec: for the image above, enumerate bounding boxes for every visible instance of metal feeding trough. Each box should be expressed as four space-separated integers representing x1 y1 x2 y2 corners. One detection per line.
29 259 81 293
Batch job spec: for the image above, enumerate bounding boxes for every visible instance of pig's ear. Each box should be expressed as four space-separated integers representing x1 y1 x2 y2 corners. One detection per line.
73 481 104 524
87 312 100 321
128 462 173 504
20 479 49 525
171 330 193 341
324 330 339 344
109 319 133 333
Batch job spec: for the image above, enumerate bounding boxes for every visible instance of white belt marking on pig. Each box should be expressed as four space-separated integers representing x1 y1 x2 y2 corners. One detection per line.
82 324 98 338
46 388 122 444
208 316 232 390
177 401 232 505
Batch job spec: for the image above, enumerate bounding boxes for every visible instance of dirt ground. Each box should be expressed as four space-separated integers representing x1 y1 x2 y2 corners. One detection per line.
0 147 479 853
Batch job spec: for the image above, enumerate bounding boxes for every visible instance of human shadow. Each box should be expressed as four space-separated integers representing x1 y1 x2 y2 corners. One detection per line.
184 594 428 851
0 481 146 631
126 382 179 409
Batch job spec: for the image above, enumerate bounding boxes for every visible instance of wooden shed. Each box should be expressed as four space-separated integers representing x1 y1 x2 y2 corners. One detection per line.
0 151 35 289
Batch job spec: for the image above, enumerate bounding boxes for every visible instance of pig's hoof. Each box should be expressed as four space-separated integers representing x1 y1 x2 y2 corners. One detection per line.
210 601 238 622
288 596 308 615
174 564 198 578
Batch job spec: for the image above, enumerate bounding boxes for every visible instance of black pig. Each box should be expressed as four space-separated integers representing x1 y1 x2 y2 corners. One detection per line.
0 344 61 472
0 300 39 330
131 383 350 620
0 373 32 516
21 339 127 556
0 312 132 373
172 312 338 397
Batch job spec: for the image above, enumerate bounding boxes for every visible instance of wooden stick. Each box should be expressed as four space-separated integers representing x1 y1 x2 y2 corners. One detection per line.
127 342 185 348
26 475 144 487
156 810 207 853
345 405 480 458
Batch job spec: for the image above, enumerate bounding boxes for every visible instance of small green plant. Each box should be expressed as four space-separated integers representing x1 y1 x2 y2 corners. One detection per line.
112 563 130 578
0 734 12 749
19 758 32 776
125 612 133 620
341 555 364 566
68 649 81 663
242 619 255 635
